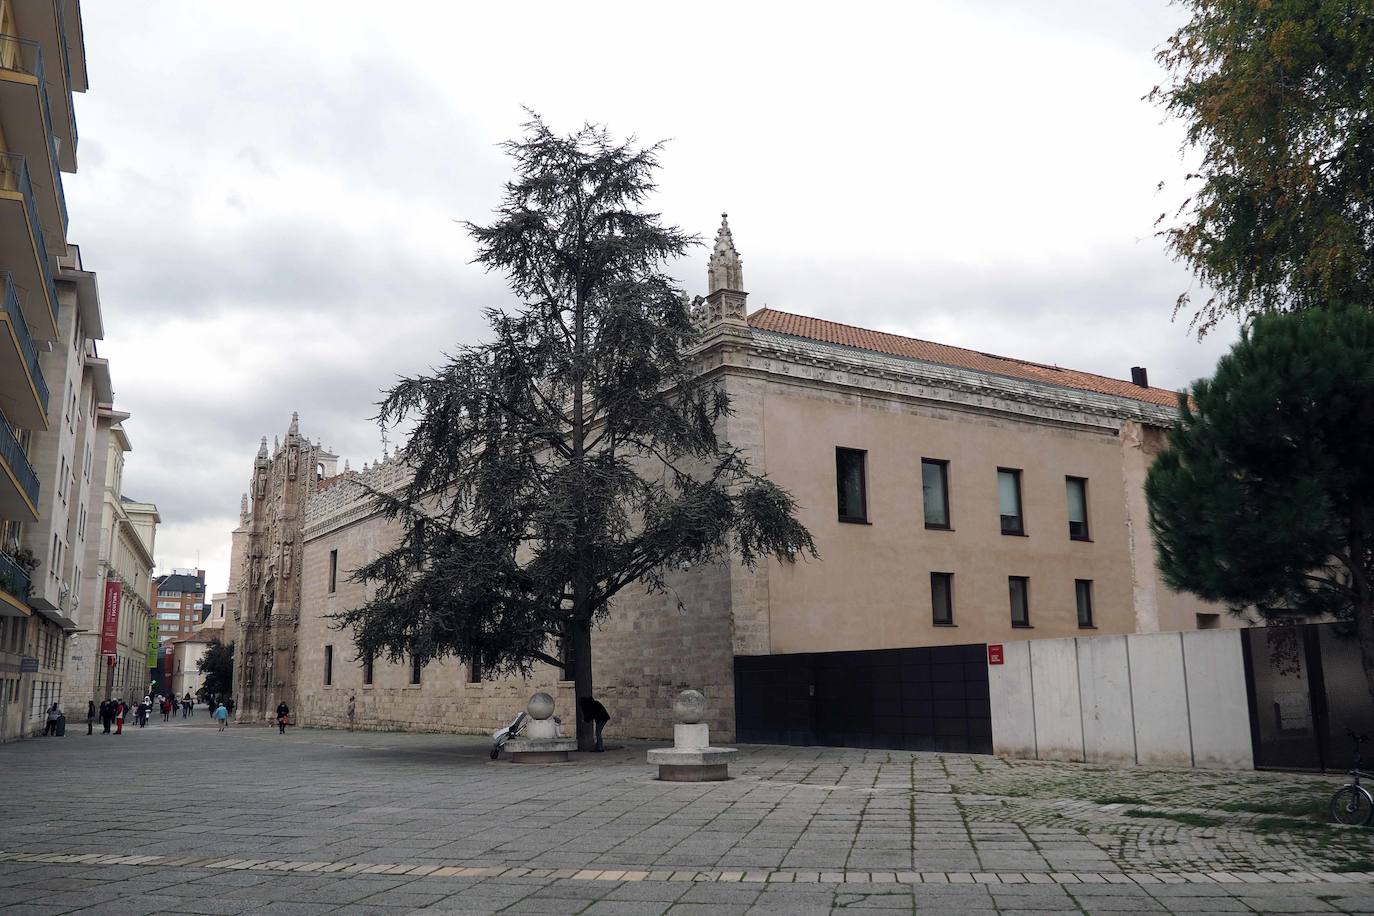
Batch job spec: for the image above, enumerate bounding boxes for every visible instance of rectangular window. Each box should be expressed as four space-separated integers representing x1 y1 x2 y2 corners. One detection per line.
409 655 422 685
921 459 950 529
468 657 482 684
1066 477 1089 540
1009 576 1030 627
931 572 954 626
836 448 868 523
324 645 333 686
363 654 374 686
1076 579 1094 628
998 468 1024 535
328 550 338 594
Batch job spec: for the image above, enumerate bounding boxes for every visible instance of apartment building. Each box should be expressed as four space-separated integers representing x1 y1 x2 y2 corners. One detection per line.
152 568 205 645
0 0 93 740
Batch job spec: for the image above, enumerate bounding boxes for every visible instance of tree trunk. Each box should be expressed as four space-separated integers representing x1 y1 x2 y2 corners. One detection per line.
571 615 595 751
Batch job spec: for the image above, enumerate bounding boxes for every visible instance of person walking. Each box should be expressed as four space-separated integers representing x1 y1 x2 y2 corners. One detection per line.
99 700 111 734
86 701 96 735
347 694 356 732
579 697 611 753
160 698 171 722
275 701 290 735
213 702 229 732
183 693 193 718
114 699 125 735
43 702 61 736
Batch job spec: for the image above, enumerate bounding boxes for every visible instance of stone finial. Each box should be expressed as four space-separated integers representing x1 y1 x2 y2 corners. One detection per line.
239 493 250 523
288 411 299 437
707 213 744 294
274 436 280 451
362 461 369 472
527 692 555 721
257 436 268 459
673 689 706 725
344 459 351 473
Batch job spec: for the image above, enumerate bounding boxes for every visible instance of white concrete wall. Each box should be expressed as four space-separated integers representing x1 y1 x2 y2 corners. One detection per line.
1077 635 1136 764
989 628 1253 769
989 640 1036 759
1029 639 1084 762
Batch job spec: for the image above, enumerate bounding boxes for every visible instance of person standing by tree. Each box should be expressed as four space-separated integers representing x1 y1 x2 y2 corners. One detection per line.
335 117 815 752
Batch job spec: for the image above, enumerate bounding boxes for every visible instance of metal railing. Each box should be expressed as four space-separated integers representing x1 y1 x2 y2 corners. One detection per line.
0 416 39 511
0 35 68 234
0 550 31 603
0 153 59 325
0 270 47 413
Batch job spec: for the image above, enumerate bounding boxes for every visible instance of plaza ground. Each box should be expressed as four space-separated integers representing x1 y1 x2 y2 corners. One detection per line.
2 719 1374 913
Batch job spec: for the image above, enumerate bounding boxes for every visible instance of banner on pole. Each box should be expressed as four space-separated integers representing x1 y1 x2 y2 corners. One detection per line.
100 580 122 658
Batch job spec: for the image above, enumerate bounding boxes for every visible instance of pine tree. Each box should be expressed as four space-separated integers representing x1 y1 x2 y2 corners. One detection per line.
1146 306 1374 694
334 118 815 750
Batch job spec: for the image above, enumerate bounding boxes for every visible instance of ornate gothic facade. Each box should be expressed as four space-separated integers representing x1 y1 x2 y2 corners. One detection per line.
227 413 337 721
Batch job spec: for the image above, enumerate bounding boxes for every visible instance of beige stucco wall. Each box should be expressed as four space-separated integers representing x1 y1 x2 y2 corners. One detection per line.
760 381 1143 651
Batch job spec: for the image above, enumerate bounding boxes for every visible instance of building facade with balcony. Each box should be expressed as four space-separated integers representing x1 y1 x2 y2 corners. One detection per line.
152 568 206 646
0 0 91 740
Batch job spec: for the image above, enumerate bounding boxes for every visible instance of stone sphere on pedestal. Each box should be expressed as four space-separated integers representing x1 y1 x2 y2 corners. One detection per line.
527 692 555 721
673 689 706 725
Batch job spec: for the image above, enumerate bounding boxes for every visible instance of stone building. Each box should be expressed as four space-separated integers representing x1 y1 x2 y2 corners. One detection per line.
225 413 337 722
224 218 1225 748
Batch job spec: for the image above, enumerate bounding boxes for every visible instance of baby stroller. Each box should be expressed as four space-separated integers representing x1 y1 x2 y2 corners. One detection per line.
490 711 526 759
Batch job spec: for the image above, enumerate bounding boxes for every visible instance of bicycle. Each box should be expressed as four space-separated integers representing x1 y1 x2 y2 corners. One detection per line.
1330 731 1374 826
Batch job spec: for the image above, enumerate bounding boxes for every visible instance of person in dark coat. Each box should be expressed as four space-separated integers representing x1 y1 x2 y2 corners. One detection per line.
276 702 290 734
579 697 610 752
86 701 96 735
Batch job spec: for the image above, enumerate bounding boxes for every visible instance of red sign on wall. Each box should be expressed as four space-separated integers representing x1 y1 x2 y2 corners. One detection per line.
987 644 1004 666
100 580 122 658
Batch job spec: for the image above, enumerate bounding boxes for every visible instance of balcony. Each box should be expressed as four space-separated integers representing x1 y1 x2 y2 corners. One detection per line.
0 153 58 340
0 550 32 615
0 36 67 250
10 0 78 172
0 271 48 428
0 416 38 522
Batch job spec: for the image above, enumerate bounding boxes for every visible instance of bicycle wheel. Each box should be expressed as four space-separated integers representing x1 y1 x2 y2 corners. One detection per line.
1330 786 1373 825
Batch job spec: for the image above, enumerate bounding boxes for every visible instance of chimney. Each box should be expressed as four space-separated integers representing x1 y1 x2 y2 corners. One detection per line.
1130 367 1149 389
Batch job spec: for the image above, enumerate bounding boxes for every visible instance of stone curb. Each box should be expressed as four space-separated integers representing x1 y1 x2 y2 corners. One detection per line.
2 851 1373 886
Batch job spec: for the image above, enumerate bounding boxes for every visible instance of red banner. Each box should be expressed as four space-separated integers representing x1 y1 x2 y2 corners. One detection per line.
100 580 122 658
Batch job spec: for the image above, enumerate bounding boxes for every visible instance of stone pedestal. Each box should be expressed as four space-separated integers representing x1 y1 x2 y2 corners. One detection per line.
506 692 576 763
649 689 736 781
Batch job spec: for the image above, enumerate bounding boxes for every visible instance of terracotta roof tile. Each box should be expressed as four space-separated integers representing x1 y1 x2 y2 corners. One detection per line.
746 308 1181 409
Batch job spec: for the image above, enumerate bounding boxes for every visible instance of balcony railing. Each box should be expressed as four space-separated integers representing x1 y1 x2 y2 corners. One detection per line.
53 0 75 150
0 270 47 413
0 416 38 511
0 35 67 234
0 153 59 324
0 550 31 604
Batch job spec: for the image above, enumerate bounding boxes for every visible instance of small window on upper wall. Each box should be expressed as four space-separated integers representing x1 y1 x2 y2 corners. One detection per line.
931 572 954 625
998 468 1024 535
921 459 950 529
323 645 333 686
1075 579 1094 628
836 448 868 523
409 655 422 685
362 653 374 686
328 550 338 593
1009 576 1031 627
1066 477 1090 540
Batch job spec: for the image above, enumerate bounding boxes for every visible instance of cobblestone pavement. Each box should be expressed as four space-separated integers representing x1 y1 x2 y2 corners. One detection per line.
2 719 1374 914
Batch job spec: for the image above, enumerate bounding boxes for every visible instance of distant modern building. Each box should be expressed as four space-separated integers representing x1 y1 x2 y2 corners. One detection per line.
152 568 205 645
0 1 104 739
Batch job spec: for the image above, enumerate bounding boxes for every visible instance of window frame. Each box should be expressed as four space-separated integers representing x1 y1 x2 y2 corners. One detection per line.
323 645 333 686
1009 576 1031 627
328 549 338 594
930 572 954 626
1075 579 1095 628
835 447 869 524
362 653 374 686
998 468 1026 536
921 458 951 530
409 655 422 686
1066 476 1090 541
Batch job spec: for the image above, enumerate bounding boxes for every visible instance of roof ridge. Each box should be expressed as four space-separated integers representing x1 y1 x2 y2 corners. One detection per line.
746 307 1180 407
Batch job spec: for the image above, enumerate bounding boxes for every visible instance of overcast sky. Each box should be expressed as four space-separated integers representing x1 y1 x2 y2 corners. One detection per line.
62 1 1237 596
